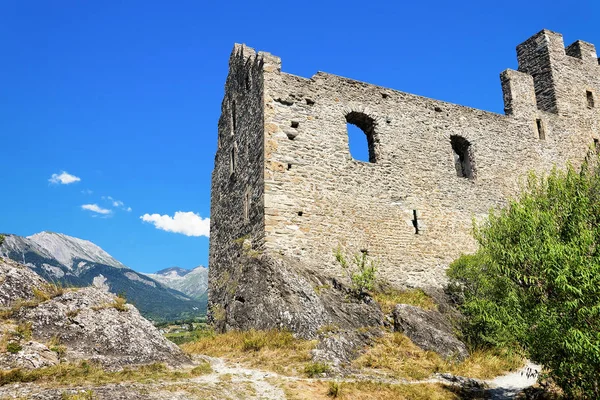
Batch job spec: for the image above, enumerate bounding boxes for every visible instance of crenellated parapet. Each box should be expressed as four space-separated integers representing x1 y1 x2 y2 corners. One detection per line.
515 30 599 116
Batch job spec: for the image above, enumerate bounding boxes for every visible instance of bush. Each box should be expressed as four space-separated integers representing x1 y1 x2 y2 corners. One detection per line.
304 361 330 377
448 160 600 398
6 342 22 354
327 381 342 398
334 247 378 295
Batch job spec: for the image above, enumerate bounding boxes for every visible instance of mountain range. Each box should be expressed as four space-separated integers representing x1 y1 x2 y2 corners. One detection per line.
0 231 208 323
144 266 208 301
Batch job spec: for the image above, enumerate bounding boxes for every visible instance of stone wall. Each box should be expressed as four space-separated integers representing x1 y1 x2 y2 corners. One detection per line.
210 29 600 304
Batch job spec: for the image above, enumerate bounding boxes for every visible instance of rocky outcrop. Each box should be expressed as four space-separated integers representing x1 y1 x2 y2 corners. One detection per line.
16 287 190 368
0 232 206 323
0 257 190 369
0 257 47 307
209 251 384 339
311 327 383 369
0 340 60 370
393 304 468 361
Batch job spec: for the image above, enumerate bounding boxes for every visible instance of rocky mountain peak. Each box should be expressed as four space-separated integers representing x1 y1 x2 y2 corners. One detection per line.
155 266 191 278
27 231 125 270
144 265 208 301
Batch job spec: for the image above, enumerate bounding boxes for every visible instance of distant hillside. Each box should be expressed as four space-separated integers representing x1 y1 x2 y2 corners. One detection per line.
0 232 206 322
145 265 208 301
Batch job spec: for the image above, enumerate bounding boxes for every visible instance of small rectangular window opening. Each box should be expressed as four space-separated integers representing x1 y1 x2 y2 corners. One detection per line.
594 138 599 153
231 100 237 134
412 210 419 235
229 147 236 176
587 91 595 108
536 119 545 140
244 190 251 223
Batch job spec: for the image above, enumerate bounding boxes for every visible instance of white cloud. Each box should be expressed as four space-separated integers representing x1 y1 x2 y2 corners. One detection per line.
81 204 112 215
81 189 93 195
126 207 132 212
140 211 210 237
102 196 127 209
49 171 81 185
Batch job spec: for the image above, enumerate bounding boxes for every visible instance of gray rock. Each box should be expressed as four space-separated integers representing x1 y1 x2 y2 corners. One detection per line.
0 257 47 307
16 287 190 368
210 251 383 339
393 304 468 360
0 257 190 369
311 327 382 369
0 341 60 369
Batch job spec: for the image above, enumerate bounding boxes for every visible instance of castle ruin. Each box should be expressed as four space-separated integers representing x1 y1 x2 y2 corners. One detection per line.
208 30 600 335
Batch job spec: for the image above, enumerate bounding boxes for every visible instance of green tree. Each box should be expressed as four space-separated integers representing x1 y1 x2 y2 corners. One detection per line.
448 159 600 398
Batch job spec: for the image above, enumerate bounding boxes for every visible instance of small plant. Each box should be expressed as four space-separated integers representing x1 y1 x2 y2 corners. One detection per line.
0 235 4 246
304 361 330 377
14 322 32 341
33 283 64 302
110 295 128 312
48 338 67 359
334 246 378 296
61 390 95 400
317 324 340 336
6 342 22 354
327 381 342 398
372 286 437 314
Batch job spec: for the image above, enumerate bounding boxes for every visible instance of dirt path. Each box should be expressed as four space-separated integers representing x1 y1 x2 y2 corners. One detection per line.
195 355 287 399
484 361 540 400
0 356 541 399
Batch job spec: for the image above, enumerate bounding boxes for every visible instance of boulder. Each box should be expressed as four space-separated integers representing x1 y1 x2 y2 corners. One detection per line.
393 304 468 361
0 257 190 369
0 341 60 370
0 257 47 307
209 252 384 339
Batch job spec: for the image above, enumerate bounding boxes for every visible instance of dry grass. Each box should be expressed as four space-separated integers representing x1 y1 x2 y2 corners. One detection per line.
372 288 437 314
277 379 460 400
354 332 524 381
181 329 317 376
0 360 212 387
92 295 128 312
0 283 68 320
33 283 65 302
61 390 95 400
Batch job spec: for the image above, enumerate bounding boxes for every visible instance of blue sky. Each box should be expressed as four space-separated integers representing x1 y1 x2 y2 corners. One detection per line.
0 1 598 273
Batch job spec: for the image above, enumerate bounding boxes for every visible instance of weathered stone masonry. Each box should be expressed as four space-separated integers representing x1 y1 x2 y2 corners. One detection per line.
209 30 600 332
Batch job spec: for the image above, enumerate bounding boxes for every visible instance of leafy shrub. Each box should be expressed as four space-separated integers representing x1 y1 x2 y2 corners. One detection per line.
0 235 4 246
334 247 378 295
327 381 342 398
448 160 600 398
304 361 330 377
6 342 22 354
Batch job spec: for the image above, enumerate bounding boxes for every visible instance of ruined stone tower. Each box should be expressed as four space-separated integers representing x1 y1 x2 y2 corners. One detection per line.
208 30 600 335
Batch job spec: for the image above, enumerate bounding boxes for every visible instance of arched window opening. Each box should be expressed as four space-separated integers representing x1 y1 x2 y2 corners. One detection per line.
450 135 475 180
346 112 378 163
